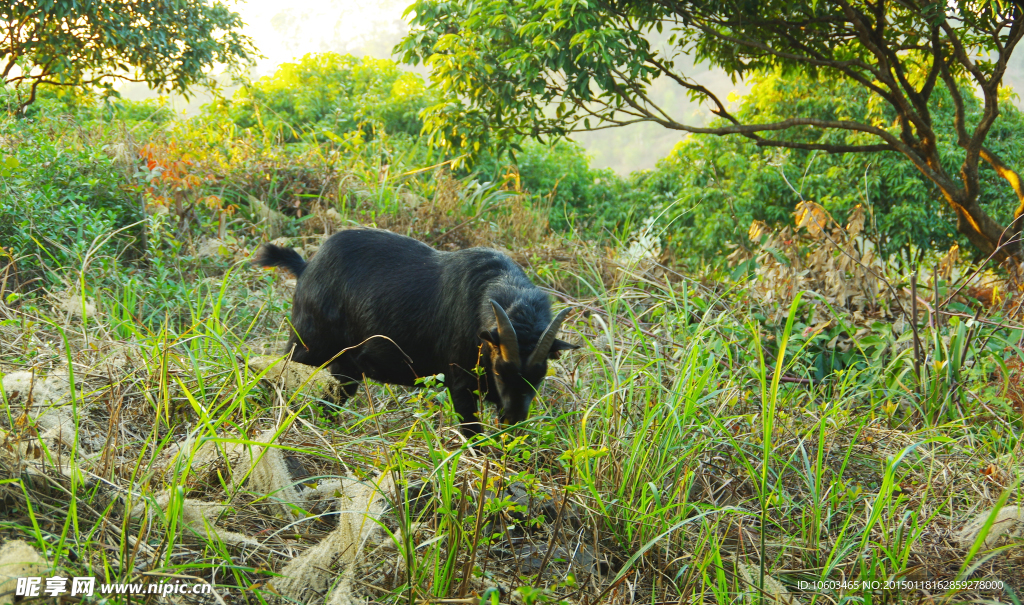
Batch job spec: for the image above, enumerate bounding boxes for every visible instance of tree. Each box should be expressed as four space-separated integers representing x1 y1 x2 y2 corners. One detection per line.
1 0 256 110
398 0 1024 262
221 53 436 143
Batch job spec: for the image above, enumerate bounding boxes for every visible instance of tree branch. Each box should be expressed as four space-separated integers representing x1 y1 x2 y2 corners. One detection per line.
691 21 894 102
835 0 934 145
940 60 970 153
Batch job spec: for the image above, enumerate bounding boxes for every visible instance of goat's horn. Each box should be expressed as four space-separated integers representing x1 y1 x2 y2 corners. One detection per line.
490 300 521 367
527 307 571 367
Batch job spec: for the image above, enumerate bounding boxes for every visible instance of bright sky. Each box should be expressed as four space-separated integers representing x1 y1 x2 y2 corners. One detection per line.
232 0 413 77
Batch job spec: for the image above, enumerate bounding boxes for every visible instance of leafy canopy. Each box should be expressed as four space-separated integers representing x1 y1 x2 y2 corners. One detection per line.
1 0 256 109
398 0 1024 261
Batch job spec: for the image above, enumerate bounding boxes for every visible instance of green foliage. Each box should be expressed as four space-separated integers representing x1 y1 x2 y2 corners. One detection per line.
397 0 652 159
98 97 176 126
216 53 436 143
201 53 638 237
0 105 143 281
397 0 1012 159
636 71 1024 263
2 83 176 125
477 140 633 233
0 93 250 328
1 0 255 109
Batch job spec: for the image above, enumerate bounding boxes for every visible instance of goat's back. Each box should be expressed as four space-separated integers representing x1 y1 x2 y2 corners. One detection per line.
289 228 540 381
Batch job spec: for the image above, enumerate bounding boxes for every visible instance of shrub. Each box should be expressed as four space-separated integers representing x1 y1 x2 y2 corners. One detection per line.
217 53 436 143
476 140 634 235
0 105 142 283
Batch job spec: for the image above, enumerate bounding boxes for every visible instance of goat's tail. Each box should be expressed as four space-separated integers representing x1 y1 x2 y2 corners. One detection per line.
254 244 307 278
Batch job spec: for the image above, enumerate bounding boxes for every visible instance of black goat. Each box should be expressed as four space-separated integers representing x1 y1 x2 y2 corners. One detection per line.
254 228 577 437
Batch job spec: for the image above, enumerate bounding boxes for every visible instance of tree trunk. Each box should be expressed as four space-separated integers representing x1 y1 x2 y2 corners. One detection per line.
981 150 1024 261
943 189 1020 263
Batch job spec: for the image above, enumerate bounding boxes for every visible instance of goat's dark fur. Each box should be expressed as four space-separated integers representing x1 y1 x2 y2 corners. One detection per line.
255 228 577 436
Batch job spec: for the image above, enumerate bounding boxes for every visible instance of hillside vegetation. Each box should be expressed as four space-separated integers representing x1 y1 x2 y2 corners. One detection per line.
1 56 1023 604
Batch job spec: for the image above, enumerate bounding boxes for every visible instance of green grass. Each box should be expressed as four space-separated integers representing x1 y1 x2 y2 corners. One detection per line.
1 101 1023 605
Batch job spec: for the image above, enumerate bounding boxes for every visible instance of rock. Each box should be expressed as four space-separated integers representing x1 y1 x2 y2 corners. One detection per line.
302 243 320 258
1 372 47 404
481 481 582 528
401 192 426 208
957 504 1024 549
247 340 290 356
1 371 73 406
55 294 97 319
97 344 132 371
271 474 394 604
736 559 801 605
0 540 49 605
280 278 297 296
250 197 287 239
498 542 607 576
196 237 231 258
247 355 344 402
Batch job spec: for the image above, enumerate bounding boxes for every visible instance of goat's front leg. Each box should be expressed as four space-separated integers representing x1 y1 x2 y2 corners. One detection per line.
448 385 483 438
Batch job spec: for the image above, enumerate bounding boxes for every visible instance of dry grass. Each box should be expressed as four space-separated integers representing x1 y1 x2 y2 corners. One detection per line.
1 174 1023 604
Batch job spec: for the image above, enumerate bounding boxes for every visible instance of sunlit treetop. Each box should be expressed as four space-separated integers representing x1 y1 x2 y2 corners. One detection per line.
211 53 436 142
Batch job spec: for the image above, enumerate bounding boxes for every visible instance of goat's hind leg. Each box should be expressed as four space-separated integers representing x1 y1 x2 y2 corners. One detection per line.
278 337 358 417
282 334 323 366
329 357 362 397
316 357 362 418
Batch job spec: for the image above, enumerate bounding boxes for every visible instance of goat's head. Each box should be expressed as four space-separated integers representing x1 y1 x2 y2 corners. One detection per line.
479 300 576 427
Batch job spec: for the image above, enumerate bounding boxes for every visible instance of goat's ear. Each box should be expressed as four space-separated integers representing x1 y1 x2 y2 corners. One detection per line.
547 339 579 359
479 329 499 346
